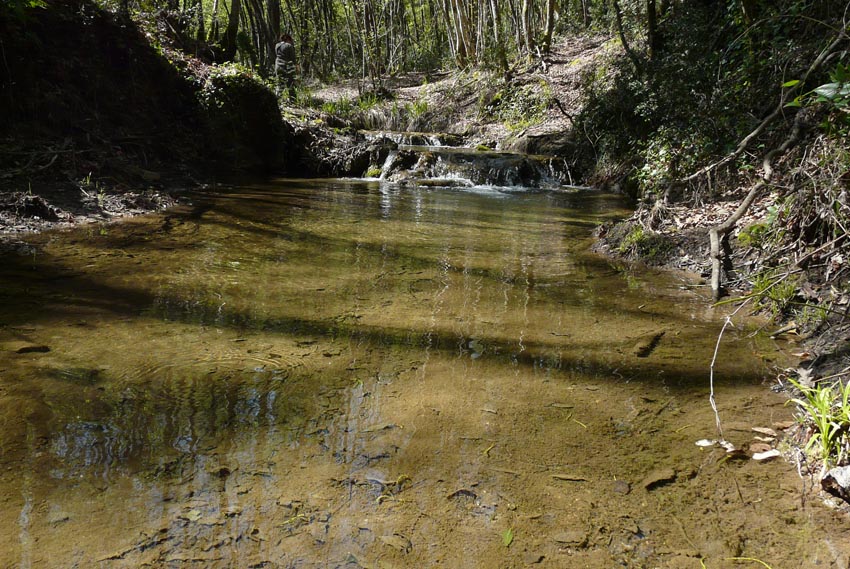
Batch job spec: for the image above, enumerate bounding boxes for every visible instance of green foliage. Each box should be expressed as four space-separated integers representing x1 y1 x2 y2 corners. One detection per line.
736 203 783 251
617 225 645 254
750 271 797 320
2 0 47 13
484 81 553 132
410 99 429 119
312 90 428 131
501 528 514 547
321 98 355 117
0 0 47 23
737 222 769 248
357 93 381 111
616 224 670 260
786 63 850 110
197 63 263 109
787 62 850 134
292 85 317 107
197 63 284 169
813 63 850 108
635 127 711 193
789 378 850 467
797 303 829 328
577 0 847 194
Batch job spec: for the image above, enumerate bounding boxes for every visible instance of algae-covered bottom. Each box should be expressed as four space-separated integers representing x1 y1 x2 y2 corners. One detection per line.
0 180 847 568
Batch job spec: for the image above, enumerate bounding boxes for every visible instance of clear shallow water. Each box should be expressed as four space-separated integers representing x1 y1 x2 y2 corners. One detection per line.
0 179 848 568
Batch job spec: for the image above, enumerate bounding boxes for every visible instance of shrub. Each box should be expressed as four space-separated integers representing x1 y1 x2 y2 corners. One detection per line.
197 63 286 171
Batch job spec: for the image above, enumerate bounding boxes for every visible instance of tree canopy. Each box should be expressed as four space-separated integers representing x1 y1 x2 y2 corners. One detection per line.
93 0 671 82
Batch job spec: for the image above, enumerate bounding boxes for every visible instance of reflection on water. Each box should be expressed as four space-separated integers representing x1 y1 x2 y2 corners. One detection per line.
0 180 848 567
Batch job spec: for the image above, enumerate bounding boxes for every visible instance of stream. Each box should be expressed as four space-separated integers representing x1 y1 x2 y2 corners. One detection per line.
1 177 850 568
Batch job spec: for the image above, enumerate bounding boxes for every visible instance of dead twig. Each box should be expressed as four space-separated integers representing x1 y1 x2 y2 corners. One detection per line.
702 29 849 299
708 110 808 299
709 299 753 440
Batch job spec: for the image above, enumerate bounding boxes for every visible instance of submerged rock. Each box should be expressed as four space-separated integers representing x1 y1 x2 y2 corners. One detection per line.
632 331 665 357
641 468 676 490
8 341 51 354
822 466 850 503
553 530 588 547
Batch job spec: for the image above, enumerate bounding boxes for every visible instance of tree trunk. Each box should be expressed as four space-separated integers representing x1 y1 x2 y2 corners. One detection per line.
208 0 221 43
458 0 476 63
542 0 556 54
221 0 241 61
646 0 658 59
612 0 640 74
267 0 280 40
195 0 205 47
489 0 508 72
520 0 532 55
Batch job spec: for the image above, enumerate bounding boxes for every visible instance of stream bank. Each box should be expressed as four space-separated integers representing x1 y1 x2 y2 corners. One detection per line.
0 0 296 242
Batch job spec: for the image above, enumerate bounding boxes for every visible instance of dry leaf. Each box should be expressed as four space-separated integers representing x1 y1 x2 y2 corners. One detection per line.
752 449 781 462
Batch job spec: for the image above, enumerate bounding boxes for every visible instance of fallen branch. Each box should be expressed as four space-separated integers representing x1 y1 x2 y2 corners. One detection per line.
709 299 752 440
708 109 807 299
683 31 847 185
704 28 849 299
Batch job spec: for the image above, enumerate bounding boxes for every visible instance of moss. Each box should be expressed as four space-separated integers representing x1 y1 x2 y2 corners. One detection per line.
614 224 671 261
737 222 769 248
198 63 287 171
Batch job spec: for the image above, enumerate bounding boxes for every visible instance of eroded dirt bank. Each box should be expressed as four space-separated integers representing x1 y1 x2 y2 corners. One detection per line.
0 2 600 241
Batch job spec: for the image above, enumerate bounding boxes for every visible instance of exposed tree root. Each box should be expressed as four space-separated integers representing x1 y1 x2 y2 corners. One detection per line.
682 29 849 299
708 110 807 299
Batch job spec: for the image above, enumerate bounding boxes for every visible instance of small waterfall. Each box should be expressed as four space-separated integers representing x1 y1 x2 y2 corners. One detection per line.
362 130 461 147
378 150 399 179
361 130 582 190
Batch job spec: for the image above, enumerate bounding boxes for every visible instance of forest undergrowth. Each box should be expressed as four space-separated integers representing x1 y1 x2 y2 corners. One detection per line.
580 1 850 480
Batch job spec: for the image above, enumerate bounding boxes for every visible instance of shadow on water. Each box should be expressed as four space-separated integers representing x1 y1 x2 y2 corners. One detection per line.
1 179 846 568
0 228 761 388
0 182 766 474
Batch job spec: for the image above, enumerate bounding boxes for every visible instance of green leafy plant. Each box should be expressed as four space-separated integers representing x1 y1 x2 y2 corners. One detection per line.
785 63 850 111
615 224 670 260
789 378 849 467
749 271 797 319
410 99 429 118
357 93 381 111
737 222 769 248
484 81 553 132
2 0 47 16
